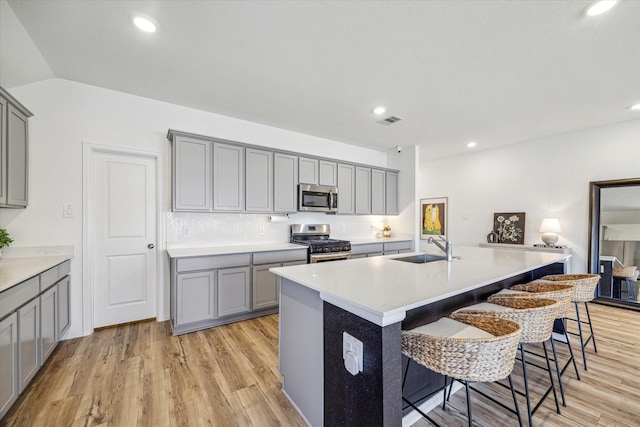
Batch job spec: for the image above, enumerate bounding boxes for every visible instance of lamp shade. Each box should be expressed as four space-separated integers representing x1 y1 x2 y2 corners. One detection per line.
539 218 561 233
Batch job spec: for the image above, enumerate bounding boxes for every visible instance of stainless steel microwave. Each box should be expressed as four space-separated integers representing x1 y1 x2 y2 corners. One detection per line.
298 184 338 213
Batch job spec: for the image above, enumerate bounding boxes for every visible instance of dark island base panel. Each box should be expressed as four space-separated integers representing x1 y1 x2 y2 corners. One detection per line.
322 262 565 426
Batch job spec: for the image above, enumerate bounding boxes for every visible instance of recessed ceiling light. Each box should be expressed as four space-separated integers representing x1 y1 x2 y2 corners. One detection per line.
373 106 387 115
630 103 640 111
586 1 618 16
466 141 477 148
133 15 157 33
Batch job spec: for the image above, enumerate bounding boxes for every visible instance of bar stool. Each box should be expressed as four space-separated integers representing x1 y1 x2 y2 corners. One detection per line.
457 296 561 427
612 266 638 301
401 314 523 427
509 280 579 407
542 274 600 370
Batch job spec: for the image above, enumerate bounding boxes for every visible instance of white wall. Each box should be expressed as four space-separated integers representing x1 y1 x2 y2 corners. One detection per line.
419 119 640 273
0 78 396 338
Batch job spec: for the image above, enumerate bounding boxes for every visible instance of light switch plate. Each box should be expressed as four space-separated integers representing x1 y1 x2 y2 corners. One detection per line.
63 203 75 218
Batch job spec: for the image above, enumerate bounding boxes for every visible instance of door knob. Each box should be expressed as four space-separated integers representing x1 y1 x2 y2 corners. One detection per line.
148 243 155 249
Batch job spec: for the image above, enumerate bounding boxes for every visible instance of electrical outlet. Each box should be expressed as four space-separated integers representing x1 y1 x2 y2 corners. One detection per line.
183 227 190 237
259 226 265 235
342 332 363 375
63 204 75 218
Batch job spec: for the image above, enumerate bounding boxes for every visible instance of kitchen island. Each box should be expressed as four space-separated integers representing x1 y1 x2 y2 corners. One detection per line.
270 246 571 426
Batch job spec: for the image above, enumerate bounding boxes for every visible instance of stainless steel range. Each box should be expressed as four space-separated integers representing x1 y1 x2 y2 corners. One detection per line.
290 224 351 263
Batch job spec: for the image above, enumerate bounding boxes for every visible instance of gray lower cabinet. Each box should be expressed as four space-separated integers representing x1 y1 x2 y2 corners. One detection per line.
57 277 70 337
274 153 298 212
337 163 355 214
172 136 212 211
18 298 39 393
355 166 371 214
213 143 245 211
246 148 273 212
371 169 386 215
40 285 58 365
0 313 18 419
351 240 413 258
175 271 216 326
217 267 251 317
253 259 306 310
385 171 399 215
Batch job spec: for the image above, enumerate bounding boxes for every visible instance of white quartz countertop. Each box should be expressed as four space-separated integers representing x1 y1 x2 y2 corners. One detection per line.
270 246 571 327
0 254 72 293
167 243 306 258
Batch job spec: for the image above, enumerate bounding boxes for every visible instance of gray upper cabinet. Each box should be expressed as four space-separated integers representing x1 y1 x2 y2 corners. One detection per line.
173 136 212 211
246 148 273 212
213 143 245 211
274 153 298 213
319 160 337 187
0 87 33 208
371 169 386 215
386 171 399 215
355 166 371 215
337 163 355 214
298 157 318 185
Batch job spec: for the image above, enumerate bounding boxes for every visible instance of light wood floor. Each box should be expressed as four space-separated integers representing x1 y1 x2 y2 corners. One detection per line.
2 303 639 426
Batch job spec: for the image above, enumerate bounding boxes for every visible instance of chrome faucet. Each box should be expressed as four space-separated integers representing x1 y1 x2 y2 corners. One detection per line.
427 236 453 262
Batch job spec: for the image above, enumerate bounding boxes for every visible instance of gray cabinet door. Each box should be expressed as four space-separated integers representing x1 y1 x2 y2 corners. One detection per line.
6 104 28 207
217 267 251 317
40 285 58 365
246 148 273 212
57 277 71 337
0 96 6 205
0 312 18 419
355 166 371 215
213 143 245 211
175 271 216 326
173 136 212 211
18 298 39 393
252 263 280 310
274 153 298 213
385 171 399 215
337 163 355 214
298 157 318 185
318 160 337 187
371 169 386 215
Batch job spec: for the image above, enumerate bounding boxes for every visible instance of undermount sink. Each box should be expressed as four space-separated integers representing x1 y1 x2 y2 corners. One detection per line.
390 254 447 264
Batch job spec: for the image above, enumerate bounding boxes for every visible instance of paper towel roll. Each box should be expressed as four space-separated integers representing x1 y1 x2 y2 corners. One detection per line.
268 215 289 223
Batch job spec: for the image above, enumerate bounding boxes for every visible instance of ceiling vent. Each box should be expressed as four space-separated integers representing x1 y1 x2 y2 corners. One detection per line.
377 116 402 126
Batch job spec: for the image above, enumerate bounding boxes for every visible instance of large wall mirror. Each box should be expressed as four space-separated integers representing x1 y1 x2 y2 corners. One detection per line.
589 178 640 310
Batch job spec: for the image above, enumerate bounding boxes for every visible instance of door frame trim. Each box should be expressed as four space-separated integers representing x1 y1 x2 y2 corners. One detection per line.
82 142 165 335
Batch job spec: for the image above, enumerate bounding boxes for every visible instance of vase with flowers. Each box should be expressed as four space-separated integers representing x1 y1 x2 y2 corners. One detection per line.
382 225 391 238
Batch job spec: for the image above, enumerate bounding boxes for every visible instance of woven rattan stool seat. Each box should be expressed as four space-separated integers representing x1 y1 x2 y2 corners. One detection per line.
541 274 600 303
511 280 575 318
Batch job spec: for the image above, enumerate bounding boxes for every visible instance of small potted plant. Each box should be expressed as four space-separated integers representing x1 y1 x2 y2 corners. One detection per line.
382 225 391 238
0 228 13 257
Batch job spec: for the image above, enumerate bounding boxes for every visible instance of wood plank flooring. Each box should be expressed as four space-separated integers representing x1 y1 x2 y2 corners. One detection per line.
2 303 639 426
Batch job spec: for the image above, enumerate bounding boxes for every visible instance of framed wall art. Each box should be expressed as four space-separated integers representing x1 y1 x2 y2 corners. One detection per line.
420 197 447 240
493 212 526 244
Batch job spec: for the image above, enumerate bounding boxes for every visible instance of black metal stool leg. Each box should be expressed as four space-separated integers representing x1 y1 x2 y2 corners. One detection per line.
564 328 580 381
550 336 566 407
508 374 524 427
520 344 533 427
402 357 411 391
465 380 472 427
442 375 448 410
584 302 597 353
542 341 561 414
574 301 588 370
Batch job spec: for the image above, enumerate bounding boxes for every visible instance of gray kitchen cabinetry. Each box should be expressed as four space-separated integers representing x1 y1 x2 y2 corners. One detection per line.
337 164 355 214
217 267 251 317
0 313 18 419
383 240 413 255
213 143 245 211
371 169 386 215
175 271 216 326
57 276 71 338
39 284 58 365
319 160 337 187
355 166 371 215
351 240 413 258
18 298 39 393
0 86 33 208
274 153 298 212
299 157 319 185
246 148 273 212
252 249 307 310
172 136 212 211
385 171 399 215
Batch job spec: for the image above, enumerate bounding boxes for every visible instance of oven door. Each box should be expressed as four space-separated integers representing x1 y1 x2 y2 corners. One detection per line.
309 252 351 263
298 184 338 213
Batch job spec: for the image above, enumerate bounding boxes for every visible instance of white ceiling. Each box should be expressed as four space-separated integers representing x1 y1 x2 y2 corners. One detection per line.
4 0 640 159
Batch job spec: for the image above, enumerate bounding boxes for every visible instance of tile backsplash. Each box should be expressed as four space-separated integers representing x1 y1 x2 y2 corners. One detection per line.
167 211 387 248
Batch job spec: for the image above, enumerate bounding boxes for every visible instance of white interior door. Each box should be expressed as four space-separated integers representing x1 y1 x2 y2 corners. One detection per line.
93 151 157 328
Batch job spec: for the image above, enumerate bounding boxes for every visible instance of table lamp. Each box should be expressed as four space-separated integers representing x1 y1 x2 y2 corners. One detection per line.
539 218 561 246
